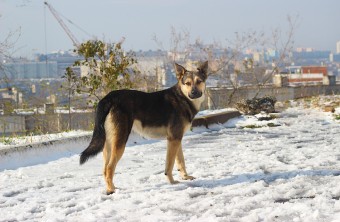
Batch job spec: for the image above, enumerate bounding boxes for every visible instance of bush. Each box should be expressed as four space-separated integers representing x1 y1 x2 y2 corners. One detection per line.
236 96 277 115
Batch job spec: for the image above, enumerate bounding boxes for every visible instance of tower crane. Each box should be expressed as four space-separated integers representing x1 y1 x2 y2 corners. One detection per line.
44 1 80 48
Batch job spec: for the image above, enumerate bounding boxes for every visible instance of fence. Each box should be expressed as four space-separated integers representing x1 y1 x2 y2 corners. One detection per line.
1 112 94 136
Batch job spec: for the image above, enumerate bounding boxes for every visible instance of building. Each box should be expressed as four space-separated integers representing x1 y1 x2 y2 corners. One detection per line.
292 48 330 66
336 41 340 54
274 66 329 87
39 50 82 77
0 88 22 114
1 61 58 79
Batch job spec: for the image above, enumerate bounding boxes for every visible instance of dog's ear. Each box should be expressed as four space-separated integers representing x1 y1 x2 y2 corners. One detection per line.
174 63 186 80
197 61 208 80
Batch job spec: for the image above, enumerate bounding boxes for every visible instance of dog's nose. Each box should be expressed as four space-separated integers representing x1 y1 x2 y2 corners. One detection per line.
191 89 198 95
189 89 202 99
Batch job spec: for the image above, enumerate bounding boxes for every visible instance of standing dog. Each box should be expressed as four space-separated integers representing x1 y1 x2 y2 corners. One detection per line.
80 61 208 195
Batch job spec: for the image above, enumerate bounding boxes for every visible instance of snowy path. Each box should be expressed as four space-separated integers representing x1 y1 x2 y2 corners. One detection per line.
1 107 340 221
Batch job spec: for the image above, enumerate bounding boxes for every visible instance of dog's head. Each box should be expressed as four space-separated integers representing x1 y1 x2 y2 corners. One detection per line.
175 61 208 100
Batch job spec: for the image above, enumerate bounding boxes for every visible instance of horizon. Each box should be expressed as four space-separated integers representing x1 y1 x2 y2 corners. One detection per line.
1 0 340 58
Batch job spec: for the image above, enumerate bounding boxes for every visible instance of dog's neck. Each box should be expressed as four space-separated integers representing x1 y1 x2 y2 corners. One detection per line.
188 92 205 111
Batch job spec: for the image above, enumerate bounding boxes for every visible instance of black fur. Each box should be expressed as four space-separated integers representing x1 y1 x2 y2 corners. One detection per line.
79 96 113 164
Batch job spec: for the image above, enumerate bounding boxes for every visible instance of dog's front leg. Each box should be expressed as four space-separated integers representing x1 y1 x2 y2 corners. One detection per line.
165 139 181 184
176 144 195 181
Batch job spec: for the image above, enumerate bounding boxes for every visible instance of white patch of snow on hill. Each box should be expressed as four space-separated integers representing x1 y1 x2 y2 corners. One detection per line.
1 105 340 221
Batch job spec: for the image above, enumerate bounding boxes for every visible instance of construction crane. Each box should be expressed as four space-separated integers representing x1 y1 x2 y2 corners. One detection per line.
44 1 80 48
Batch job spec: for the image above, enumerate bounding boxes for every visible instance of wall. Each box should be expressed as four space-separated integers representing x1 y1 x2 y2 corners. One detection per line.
0 112 95 136
0 116 25 136
205 85 340 109
59 113 94 131
24 112 95 135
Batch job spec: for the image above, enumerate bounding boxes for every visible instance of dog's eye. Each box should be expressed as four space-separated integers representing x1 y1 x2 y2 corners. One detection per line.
185 82 192 86
196 80 202 84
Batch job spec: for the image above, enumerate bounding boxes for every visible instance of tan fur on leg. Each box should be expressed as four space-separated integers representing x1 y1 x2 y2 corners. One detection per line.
103 113 128 195
175 144 195 180
105 145 125 194
103 142 110 179
165 139 181 184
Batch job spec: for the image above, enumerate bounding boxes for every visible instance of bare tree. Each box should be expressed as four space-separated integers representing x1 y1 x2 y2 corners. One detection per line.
0 27 21 81
153 26 192 63
152 15 298 107
201 15 299 105
251 14 299 97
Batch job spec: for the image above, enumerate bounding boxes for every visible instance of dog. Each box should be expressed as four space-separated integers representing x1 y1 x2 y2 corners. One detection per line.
80 61 208 195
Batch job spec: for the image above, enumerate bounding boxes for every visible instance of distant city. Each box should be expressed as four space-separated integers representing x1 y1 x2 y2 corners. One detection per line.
0 40 340 135
1 41 340 109
2 42 340 80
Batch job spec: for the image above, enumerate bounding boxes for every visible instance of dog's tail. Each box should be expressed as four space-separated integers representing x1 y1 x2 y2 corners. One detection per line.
80 97 112 165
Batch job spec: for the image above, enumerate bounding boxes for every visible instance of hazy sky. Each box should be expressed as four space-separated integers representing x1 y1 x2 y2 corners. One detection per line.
1 0 340 58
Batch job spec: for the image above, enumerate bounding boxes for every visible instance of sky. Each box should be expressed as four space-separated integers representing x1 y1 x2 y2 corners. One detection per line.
1 0 340 58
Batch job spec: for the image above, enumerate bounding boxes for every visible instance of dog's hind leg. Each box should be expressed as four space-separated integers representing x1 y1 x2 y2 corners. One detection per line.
103 142 110 182
165 139 181 184
105 141 126 195
103 112 131 195
175 144 195 181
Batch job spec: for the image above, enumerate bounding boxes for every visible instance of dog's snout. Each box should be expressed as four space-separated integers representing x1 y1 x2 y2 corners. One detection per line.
189 88 202 99
191 89 198 95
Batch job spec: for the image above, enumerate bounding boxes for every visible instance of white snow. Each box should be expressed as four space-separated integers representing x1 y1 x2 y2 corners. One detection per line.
1 105 340 221
0 130 91 148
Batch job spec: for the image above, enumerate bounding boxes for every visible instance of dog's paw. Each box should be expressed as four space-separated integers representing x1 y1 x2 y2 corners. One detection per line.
106 190 115 195
170 180 180 184
182 175 195 180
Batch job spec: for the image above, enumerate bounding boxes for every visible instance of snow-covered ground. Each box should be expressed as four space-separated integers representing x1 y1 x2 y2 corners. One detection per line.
1 104 340 221
0 130 91 148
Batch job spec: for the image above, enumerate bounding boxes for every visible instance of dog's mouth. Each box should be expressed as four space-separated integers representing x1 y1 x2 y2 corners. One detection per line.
188 90 203 99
